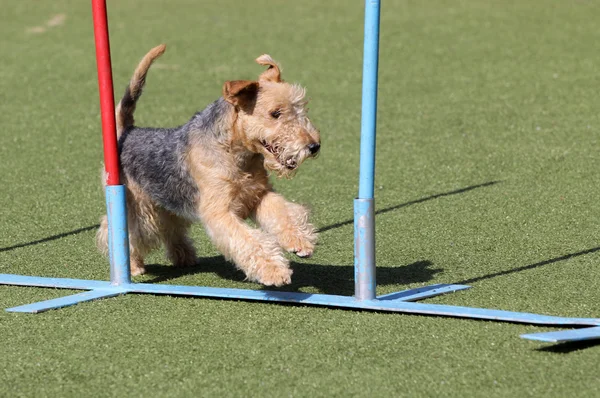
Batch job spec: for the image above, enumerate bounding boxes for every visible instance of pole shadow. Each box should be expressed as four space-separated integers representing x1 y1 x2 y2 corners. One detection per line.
0 224 100 253
318 180 500 233
455 246 600 286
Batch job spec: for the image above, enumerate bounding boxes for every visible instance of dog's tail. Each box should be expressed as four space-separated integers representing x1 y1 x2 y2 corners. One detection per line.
115 44 166 138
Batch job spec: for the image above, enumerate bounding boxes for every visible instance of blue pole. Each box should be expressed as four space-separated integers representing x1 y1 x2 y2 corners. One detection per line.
354 0 381 300
105 185 131 285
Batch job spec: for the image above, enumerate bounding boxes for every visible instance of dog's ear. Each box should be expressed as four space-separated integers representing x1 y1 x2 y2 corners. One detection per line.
256 54 282 82
222 80 259 107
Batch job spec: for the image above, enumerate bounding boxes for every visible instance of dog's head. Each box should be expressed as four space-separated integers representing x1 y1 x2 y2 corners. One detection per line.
223 55 320 178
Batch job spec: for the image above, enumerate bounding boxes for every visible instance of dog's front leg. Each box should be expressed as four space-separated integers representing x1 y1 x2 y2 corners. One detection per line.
253 191 317 258
200 203 292 286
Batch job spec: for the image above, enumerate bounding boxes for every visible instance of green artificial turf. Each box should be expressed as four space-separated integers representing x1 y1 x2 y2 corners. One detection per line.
1 0 600 396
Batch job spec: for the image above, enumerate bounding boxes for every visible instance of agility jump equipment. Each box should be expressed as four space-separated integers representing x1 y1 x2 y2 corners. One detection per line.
1 0 599 345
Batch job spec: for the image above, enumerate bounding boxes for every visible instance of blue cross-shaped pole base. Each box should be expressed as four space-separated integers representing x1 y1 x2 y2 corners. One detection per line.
1 273 599 344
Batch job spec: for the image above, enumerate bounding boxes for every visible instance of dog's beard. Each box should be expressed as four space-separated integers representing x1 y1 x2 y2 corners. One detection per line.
262 145 312 178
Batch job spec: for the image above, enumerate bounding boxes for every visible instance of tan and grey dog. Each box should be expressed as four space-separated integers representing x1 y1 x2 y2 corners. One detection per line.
97 44 320 286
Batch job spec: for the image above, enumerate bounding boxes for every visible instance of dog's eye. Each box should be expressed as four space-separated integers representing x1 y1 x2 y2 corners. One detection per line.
270 109 281 119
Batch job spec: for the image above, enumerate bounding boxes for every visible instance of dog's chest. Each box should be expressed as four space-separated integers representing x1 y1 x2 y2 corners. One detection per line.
228 159 270 217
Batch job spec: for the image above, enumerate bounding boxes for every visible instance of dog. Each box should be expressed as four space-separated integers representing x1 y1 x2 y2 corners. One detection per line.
96 44 320 286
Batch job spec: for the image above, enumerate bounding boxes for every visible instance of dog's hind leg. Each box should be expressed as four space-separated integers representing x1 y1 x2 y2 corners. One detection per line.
125 183 163 276
159 211 197 268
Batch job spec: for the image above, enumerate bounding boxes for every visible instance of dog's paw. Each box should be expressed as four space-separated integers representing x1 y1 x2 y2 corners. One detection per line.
292 247 314 258
257 265 293 287
130 265 146 276
281 234 316 259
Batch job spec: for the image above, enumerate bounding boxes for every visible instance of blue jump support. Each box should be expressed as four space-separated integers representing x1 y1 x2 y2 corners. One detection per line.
354 0 380 301
1 0 600 346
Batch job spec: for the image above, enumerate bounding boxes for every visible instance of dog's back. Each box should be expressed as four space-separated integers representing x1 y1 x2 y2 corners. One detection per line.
119 125 198 220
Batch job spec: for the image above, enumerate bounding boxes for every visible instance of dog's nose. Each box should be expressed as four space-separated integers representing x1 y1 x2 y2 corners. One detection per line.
308 142 320 155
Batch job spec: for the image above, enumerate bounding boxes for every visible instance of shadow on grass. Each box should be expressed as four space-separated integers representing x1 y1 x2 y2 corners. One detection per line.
318 180 500 233
0 180 500 253
536 339 600 354
0 224 100 253
140 181 501 292
143 257 441 296
5 179 599 294
456 246 600 285
1 180 500 293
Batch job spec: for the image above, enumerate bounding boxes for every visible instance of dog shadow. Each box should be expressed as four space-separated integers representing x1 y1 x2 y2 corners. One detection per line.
142 256 442 296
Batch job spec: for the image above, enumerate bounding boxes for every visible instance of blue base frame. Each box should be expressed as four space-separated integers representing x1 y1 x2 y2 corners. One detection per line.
1 273 599 344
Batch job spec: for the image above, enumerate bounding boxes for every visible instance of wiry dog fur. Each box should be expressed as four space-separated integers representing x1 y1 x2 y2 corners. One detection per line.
96 44 320 286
